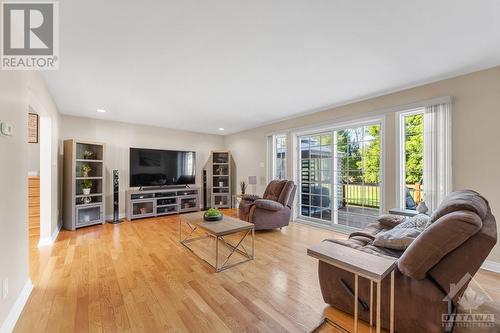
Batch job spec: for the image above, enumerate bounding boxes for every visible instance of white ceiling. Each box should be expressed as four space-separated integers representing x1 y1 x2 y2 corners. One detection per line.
44 0 500 135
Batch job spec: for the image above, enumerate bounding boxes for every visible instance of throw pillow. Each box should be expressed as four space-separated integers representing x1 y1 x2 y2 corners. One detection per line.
373 214 430 250
373 227 422 250
397 213 430 230
377 214 406 228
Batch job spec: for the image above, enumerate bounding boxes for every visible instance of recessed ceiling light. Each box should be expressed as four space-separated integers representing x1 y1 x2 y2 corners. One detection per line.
96 109 106 113
218 127 224 131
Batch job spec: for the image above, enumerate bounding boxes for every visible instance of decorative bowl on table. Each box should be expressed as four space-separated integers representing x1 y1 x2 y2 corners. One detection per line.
204 208 223 222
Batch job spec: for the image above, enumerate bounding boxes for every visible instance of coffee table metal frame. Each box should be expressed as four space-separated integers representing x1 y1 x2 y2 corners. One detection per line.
179 217 255 272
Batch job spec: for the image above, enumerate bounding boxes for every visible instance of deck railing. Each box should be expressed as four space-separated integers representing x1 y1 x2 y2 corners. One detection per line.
341 184 380 208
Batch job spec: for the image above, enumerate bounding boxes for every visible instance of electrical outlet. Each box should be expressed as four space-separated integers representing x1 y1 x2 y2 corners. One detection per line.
2 278 8 299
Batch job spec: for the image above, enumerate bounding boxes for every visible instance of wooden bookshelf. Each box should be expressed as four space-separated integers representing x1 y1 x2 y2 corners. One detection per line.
63 140 106 230
203 151 233 209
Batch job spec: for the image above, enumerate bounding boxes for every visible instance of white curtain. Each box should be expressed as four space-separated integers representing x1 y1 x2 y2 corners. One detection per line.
423 103 452 212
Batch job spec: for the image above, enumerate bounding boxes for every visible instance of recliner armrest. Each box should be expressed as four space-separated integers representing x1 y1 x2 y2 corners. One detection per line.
254 199 284 211
242 194 260 202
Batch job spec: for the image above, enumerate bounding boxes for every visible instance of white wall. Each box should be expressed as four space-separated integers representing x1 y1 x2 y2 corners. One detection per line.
27 142 40 175
60 116 226 217
28 74 63 244
225 66 500 264
0 71 61 332
0 72 30 331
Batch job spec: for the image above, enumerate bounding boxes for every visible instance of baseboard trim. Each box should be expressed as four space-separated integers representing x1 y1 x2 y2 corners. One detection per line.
481 260 500 274
0 280 33 333
37 225 60 247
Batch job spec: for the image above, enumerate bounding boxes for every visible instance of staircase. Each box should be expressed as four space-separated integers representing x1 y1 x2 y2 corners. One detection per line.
28 176 40 239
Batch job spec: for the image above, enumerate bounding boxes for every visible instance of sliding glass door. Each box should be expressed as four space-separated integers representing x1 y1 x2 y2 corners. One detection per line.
300 133 332 221
299 122 382 229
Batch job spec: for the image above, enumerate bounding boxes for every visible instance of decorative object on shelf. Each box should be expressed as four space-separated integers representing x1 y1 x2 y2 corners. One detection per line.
83 196 92 204
416 201 429 214
82 179 92 195
219 181 224 187
139 207 147 214
204 208 223 222
240 181 247 195
83 150 94 159
28 113 39 143
82 164 92 177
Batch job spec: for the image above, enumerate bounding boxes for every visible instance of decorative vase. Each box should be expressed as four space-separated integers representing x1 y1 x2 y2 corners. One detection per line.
83 196 91 204
83 171 89 177
219 181 224 187
83 188 91 195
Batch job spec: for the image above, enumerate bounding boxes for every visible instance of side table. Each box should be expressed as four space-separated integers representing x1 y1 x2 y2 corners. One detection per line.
308 241 397 333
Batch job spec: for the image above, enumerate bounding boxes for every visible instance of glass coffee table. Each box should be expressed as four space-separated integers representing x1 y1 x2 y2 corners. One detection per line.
179 211 255 272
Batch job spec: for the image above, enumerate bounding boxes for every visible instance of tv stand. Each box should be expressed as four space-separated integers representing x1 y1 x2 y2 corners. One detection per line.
139 185 187 191
126 186 200 221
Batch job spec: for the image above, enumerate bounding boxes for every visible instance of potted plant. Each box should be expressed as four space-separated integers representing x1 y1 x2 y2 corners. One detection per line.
83 150 93 160
240 181 247 195
204 208 223 222
82 180 92 195
82 164 92 177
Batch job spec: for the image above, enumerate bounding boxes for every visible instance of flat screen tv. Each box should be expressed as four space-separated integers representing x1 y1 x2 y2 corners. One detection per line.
129 148 196 187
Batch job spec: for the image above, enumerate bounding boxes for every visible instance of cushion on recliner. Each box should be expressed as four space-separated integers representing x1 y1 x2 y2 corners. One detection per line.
254 199 284 211
430 190 488 222
377 214 406 228
263 180 287 201
398 210 482 280
277 181 294 205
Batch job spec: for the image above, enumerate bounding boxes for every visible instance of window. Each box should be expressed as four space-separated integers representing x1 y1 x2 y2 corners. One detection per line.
298 122 382 229
397 102 452 212
400 109 424 210
272 134 287 180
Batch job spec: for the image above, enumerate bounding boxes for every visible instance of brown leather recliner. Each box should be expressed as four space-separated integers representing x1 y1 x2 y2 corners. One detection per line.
317 190 497 333
238 180 297 230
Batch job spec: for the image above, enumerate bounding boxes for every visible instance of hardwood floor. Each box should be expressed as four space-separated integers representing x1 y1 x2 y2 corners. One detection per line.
16 209 500 333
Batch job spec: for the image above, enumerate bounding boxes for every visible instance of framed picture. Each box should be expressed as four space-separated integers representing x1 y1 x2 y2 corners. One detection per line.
28 113 39 143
